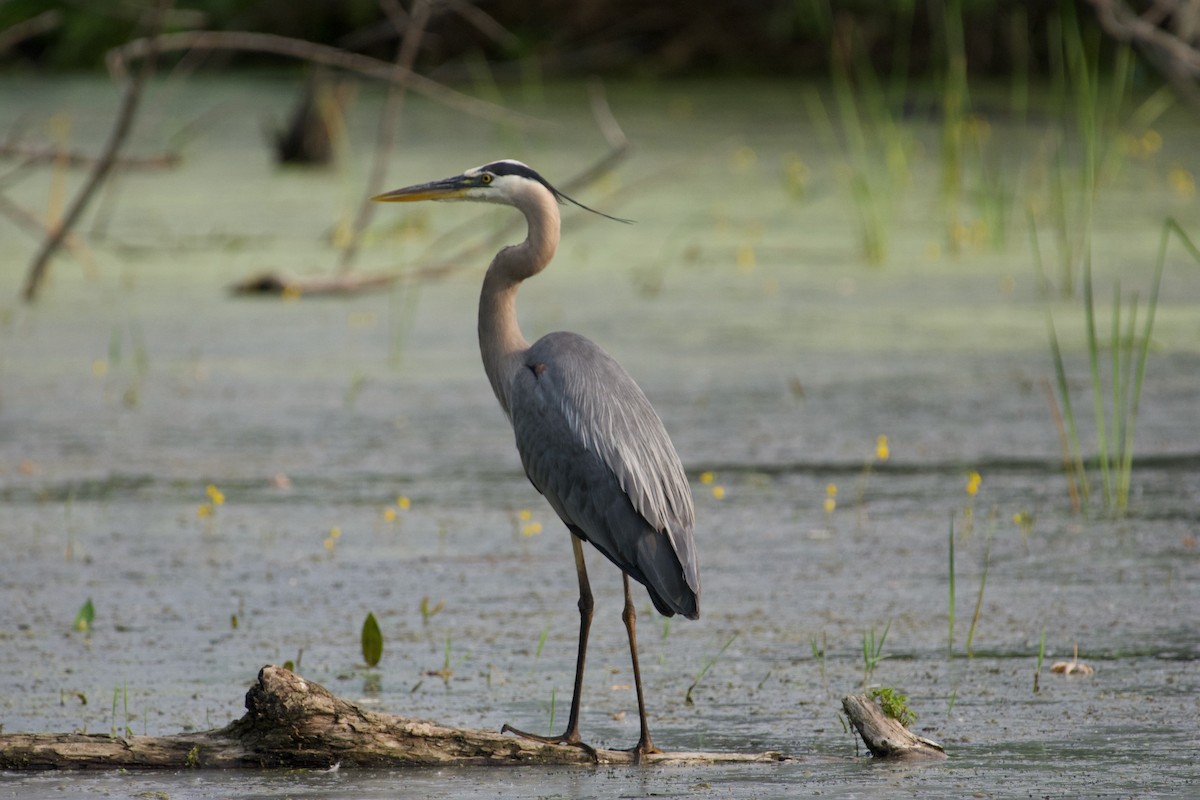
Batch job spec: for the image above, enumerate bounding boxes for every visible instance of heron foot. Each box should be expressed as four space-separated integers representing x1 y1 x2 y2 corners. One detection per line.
624 737 662 761
501 724 598 761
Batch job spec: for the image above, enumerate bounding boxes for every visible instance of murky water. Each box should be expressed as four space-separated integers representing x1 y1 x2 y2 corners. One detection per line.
1 77 1198 797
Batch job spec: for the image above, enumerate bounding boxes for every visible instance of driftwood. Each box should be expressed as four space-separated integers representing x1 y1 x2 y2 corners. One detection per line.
230 270 400 296
841 695 947 761
0 666 937 770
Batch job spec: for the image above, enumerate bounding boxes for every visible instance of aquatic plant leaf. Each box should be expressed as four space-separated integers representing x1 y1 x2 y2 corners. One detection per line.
361 612 383 667
73 598 94 632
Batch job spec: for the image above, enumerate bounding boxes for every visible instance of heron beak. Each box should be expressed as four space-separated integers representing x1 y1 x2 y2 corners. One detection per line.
372 176 470 203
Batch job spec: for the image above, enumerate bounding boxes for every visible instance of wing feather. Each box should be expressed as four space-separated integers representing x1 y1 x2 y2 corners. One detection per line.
508 332 699 617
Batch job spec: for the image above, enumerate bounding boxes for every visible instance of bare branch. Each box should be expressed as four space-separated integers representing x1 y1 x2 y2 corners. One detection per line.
337 0 433 274
107 30 542 129
0 9 62 55
21 0 171 303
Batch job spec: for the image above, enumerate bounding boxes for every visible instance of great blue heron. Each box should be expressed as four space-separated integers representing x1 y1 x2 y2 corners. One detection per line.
374 159 700 757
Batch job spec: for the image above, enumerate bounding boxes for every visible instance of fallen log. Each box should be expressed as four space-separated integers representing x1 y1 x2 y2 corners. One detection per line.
0 666 940 769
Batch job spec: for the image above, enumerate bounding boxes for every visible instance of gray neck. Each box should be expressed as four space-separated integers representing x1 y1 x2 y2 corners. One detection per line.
477 187 560 418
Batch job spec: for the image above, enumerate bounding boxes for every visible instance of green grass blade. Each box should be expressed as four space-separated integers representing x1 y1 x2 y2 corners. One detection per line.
947 513 956 657
1118 220 1194 507
1046 312 1089 506
1083 258 1113 508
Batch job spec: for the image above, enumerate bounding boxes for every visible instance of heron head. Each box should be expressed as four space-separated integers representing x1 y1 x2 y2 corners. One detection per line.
373 159 630 222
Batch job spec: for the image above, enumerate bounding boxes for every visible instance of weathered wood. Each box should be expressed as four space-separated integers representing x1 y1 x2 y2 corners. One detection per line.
0 667 942 769
841 695 947 760
0 666 785 770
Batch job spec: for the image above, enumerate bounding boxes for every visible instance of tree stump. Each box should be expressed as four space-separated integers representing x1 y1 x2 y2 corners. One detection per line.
841 695 947 760
0 666 942 769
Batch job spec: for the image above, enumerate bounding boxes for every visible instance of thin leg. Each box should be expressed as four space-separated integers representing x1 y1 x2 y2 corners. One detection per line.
622 572 661 757
502 534 595 754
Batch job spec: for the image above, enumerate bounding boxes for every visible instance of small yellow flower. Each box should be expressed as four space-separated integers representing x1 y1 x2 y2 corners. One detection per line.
397 496 412 511
823 483 837 514
383 507 397 522
196 503 213 519
874 435 890 462
522 521 543 537
712 485 726 500
518 508 533 522
736 245 756 273
329 526 341 540
699 471 715 485
206 485 225 506
1169 165 1196 199
966 471 982 497
731 145 757 172
323 537 335 551
826 483 838 498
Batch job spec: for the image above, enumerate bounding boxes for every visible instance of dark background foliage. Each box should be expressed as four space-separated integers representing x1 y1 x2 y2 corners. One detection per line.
0 1 1114 78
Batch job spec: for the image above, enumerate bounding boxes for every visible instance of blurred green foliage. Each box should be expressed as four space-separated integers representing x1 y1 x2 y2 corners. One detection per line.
1 1 1117 77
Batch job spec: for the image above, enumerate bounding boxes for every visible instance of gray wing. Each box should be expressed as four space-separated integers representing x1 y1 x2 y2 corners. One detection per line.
509 331 699 619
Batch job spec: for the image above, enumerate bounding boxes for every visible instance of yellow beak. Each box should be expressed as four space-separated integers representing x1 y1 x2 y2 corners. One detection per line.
372 176 471 203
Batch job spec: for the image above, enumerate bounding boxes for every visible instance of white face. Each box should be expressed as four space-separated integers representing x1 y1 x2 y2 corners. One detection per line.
460 160 536 204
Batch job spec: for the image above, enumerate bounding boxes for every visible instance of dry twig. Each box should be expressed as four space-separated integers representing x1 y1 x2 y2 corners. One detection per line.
20 0 171 303
107 30 542 129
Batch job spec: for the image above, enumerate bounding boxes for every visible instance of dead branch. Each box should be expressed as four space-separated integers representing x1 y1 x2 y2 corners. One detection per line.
0 192 97 273
336 0 433 274
0 9 62 56
841 695 947 760
107 30 542 129
1087 0 1200 110
0 142 180 170
20 0 171 303
229 271 399 296
0 665 787 769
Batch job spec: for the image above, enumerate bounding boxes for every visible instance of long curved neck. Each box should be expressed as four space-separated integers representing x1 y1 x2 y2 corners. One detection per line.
478 186 561 417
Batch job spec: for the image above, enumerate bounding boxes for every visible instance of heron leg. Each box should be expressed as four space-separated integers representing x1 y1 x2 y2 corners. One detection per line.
502 533 595 757
622 572 661 757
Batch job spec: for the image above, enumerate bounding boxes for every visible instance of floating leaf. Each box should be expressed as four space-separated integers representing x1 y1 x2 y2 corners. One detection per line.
361 612 383 667
73 597 95 632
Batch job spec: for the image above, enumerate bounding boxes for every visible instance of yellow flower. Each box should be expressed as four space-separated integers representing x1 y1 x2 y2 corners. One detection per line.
92 359 109 378
699 471 715 485
206 485 225 506
518 508 533 522
823 483 837 514
522 521 543 537
966 471 982 497
874 435 890 462
736 245 756 273
383 507 397 522
1169 166 1196 199
329 526 341 540
196 503 213 519
397 496 412 511
712 485 726 500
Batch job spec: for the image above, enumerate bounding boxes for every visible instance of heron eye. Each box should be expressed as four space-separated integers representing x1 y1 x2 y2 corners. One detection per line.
480 174 493 184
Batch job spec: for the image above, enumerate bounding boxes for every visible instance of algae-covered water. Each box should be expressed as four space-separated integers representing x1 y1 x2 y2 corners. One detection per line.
1 77 1198 798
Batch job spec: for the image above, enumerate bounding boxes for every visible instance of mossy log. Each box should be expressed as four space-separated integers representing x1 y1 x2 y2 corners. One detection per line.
0 666 939 770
